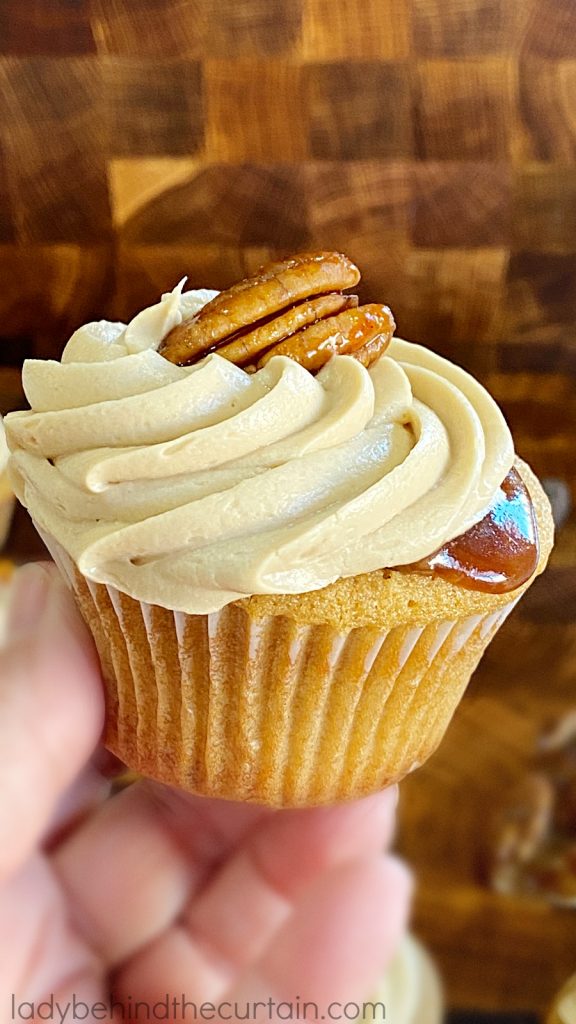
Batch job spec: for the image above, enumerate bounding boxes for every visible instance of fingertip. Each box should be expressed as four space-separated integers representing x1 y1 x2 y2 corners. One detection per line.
253 785 399 888
322 784 400 853
340 784 399 834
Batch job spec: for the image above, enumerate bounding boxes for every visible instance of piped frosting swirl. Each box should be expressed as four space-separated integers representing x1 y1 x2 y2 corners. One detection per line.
6 284 515 614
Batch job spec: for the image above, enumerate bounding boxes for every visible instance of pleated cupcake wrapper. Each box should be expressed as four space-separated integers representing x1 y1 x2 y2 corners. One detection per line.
40 527 518 807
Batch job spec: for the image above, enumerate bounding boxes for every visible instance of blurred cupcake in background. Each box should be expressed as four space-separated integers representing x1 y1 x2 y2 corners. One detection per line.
362 935 443 1024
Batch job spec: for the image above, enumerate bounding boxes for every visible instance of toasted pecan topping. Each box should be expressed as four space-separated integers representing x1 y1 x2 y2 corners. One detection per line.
216 293 358 368
351 333 393 369
159 250 395 373
257 303 395 372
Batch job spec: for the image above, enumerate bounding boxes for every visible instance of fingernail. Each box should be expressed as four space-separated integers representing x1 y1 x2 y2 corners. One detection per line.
7 564 51 636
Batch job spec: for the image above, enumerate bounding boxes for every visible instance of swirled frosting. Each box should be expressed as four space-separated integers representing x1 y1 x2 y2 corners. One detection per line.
6 283 515 614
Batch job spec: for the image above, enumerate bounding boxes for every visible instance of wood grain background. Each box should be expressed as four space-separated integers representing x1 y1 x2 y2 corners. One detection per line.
1 0 575 1017
0 0 574 505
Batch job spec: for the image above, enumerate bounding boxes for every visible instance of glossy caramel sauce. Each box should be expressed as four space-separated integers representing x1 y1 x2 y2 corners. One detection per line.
398 467 539 594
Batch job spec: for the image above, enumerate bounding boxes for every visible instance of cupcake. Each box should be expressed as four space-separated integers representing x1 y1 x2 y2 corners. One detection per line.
5 252 553 807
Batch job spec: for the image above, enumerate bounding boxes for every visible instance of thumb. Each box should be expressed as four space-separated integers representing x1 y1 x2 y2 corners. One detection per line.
0 563 104 880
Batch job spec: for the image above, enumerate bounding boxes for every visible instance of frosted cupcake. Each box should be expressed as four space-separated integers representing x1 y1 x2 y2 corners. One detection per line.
5 252 553 807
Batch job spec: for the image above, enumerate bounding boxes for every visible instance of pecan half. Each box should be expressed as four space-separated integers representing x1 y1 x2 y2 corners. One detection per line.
159 250 395 373
257 304 395 372
216 292 358 368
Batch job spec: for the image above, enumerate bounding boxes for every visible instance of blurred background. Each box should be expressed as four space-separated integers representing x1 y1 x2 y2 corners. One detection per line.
0 0 575 1021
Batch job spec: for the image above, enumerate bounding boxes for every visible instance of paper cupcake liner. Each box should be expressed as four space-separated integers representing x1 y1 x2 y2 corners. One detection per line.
41 529 518 807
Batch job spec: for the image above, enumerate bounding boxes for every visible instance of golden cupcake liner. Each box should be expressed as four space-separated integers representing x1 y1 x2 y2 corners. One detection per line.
42 531 518 807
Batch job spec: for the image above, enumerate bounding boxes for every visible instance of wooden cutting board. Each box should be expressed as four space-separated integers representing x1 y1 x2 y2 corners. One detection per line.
0 0 574 489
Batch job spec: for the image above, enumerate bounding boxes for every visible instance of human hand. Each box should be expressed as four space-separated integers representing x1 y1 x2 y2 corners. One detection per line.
1 564 411 1023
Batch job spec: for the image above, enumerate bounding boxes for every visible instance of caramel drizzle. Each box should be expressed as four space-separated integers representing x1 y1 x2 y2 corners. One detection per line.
399 467 539 594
